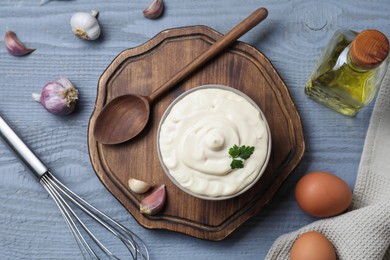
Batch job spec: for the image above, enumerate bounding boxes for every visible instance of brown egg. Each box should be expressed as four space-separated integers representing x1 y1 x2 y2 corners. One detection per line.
295 171 352 217
290 231 336 260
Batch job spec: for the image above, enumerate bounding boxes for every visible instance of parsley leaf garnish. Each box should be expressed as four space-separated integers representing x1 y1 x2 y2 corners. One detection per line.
238 145 255 159
228 144 240 158
230 159 244 169
228 144 255 169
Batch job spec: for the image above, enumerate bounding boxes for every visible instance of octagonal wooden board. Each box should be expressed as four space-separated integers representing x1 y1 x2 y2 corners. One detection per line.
88 25 305 240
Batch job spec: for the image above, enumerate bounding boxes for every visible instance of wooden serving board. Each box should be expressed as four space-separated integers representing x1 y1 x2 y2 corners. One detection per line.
88 26 305 240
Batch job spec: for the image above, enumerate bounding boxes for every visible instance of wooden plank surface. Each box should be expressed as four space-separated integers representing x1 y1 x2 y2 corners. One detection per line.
0 0 388 259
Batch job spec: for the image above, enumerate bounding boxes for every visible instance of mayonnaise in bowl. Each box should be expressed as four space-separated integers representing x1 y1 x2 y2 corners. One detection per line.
157 85 271 200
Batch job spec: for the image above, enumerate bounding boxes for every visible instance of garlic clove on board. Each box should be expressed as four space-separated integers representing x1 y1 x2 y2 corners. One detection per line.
4 30 35 56
128 178 151 194
70 10 101 41
32 77 79 115
143 0 164 19
140 185 166 215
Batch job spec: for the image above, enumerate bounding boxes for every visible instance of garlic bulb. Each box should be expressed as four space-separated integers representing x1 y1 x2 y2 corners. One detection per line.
4 30 35 56
70 10 101 40
32 78 79 115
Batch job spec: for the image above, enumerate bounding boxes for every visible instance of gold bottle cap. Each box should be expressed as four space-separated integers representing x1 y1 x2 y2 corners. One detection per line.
349 29 389 70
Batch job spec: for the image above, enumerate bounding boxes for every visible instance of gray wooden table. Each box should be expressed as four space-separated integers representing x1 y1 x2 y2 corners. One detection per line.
0 0 388 259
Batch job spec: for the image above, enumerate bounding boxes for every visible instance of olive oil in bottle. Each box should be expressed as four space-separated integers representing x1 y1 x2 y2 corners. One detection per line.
305 29 389 116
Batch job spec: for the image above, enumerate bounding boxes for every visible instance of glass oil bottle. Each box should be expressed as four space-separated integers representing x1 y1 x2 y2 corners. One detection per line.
305 29 390 116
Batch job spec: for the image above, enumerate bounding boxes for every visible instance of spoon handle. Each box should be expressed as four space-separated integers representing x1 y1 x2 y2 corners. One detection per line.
148 7 268 102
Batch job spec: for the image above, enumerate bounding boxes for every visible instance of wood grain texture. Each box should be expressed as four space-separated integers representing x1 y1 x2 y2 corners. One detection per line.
88 25 304 240
0 0 388 259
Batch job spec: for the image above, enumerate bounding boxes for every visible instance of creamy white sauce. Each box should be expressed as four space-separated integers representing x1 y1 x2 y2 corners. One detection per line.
158 86 270 199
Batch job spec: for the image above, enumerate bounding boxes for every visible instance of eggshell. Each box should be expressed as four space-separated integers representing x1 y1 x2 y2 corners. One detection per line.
290 231 336 260
295 171 352 217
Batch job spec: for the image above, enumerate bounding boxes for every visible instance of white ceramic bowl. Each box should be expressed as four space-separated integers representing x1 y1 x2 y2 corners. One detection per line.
157 85 271 200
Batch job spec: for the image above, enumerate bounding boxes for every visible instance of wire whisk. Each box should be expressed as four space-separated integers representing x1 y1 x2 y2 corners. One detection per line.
0 115 149 260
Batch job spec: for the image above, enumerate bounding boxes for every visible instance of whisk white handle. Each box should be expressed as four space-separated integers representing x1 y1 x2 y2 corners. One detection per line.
0 116 48 180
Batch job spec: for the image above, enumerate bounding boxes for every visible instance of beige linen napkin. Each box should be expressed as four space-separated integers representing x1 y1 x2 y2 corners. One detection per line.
265 67 390 260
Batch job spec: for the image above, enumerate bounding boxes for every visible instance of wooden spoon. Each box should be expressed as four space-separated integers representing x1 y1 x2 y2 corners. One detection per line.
93 7 268 145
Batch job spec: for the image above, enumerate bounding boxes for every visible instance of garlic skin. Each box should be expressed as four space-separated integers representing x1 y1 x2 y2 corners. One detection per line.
140 185 166 215
4 31 35 56
70 10 101 40
32 78 79 115
128 178 151 194
143 0 164 19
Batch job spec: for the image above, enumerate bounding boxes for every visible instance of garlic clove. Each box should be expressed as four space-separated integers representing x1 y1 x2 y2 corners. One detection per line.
128 178 151 194
70 10 101 41
32 77 79 115
143 0 164 19
140 184 166 215
5 31 35 56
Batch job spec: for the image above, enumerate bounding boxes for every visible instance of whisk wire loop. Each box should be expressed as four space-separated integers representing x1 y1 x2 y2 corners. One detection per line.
41 172 149 260
41 176 98 259
44 174 118 258
50 173 148 259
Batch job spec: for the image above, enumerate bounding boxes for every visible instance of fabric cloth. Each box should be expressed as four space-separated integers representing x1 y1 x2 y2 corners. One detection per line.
265 67 390 260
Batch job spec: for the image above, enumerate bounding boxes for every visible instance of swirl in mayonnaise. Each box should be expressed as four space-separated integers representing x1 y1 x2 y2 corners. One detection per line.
157 86 270 199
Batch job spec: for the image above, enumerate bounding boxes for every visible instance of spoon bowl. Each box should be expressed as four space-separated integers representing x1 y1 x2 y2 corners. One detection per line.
93 7 268 145
93 94 150 145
